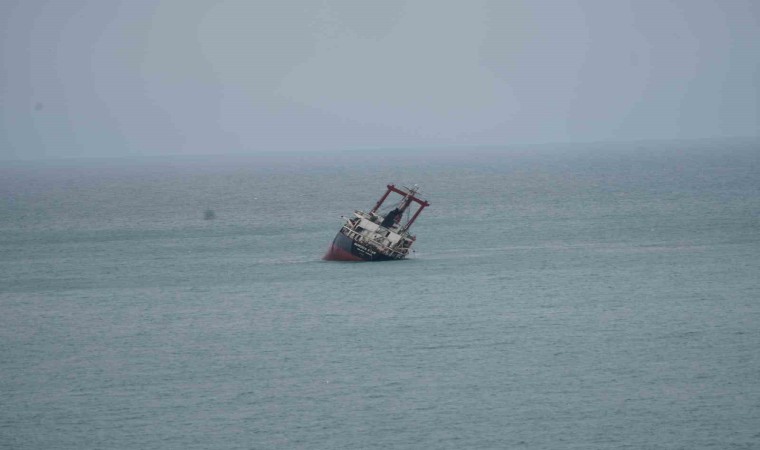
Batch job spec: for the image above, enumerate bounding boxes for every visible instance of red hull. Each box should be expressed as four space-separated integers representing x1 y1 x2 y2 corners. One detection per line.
323 240 364 262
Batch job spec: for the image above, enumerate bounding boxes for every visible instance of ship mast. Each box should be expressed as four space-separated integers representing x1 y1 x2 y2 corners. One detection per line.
370 184 429 232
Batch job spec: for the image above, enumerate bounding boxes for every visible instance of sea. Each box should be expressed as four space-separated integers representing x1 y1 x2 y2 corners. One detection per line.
1 138 759 449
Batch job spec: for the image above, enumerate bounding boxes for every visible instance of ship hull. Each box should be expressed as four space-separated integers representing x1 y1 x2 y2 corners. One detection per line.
323 231 400 262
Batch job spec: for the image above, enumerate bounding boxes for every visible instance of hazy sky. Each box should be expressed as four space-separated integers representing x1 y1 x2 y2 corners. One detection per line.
1 0 759 159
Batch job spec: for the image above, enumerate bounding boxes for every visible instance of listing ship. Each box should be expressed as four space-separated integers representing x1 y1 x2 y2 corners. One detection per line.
324 184 430 262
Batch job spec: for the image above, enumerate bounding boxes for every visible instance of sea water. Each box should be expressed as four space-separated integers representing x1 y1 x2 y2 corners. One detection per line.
1 139 759 449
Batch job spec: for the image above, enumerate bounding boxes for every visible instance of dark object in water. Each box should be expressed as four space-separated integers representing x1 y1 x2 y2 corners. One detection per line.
204 209 216 220
324 184 429 262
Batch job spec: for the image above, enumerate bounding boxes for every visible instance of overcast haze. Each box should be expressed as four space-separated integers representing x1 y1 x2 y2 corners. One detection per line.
1 0 759 160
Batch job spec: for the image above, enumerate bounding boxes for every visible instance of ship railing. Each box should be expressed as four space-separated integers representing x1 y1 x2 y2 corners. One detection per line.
371 237 408 258
341 226 369 246
341 225 407 258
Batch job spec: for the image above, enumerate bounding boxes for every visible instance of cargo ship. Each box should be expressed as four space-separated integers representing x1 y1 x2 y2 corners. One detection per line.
323 184 430 262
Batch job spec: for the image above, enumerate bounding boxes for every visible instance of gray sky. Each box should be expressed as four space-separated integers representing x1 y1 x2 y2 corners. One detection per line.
2 0 759 159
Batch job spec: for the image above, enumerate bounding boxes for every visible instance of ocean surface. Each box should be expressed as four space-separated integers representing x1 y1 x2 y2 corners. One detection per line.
2 139 759 449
